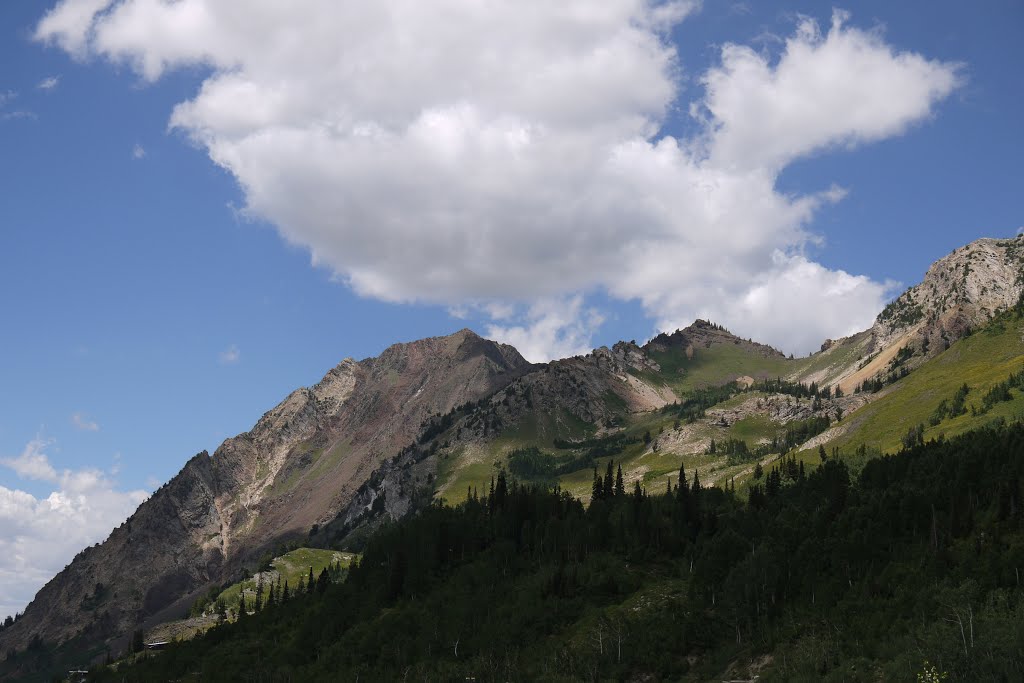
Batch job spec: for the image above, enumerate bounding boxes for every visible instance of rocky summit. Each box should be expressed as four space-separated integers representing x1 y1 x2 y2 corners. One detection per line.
0 329 530 655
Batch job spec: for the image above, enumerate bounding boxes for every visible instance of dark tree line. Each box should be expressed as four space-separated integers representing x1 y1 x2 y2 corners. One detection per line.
76 420 1024 682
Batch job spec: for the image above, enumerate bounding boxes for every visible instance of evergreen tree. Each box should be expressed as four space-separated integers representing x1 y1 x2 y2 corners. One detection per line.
614 464 625 497
317 568 330 594
819 444 828 462
691 469 701 493
591 467 603 502
282 581 290 603
603 460 614 499
753 461 763 479
237 594 247 620
495 469 509 509
677 463 688 499
307 567 316 595
130 629 144 653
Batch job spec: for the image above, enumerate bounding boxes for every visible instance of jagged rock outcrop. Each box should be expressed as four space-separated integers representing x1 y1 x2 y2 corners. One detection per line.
873 236 1024 352
799 236 1024 392
0 329 530 657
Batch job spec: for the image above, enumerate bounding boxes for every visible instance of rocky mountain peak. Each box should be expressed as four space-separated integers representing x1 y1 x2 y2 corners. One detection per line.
872 235 1024 353
645 319 786 359
0 328 531 659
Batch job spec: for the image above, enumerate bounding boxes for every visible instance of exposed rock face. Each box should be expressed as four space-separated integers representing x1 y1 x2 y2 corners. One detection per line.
873 236 1024 353
0 329 530 656
704 393 871 429
799 236 1024 392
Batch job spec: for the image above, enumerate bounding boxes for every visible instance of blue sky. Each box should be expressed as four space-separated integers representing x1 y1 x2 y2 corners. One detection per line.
0 0 1021 617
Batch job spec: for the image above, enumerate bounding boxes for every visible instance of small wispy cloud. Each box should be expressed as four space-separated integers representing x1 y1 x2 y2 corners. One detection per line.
71 412 100 432
131 143 146 160
0 110 37 122
37 76 60 91
219 344 240 365
0 91 33 122
1 438 58 481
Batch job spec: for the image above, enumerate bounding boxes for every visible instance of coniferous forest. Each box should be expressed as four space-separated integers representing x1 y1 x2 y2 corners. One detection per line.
82 422 1024 682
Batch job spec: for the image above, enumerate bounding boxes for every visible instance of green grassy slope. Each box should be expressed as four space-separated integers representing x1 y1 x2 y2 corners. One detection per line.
435 339 809 505
439 312 1024 512
826 315 1024 457
215 548 356 613
647 343 793 393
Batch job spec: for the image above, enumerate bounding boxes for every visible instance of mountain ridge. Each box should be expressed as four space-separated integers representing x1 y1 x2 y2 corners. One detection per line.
2 235 1021 672
0 329 531 657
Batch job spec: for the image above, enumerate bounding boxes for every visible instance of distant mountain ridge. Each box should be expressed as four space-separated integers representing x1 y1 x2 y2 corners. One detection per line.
2 235 1022 673
0 329 531 657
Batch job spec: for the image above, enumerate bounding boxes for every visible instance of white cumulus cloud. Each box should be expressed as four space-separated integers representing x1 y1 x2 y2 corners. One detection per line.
0 439 148 618
35 2 961 357
487 296 606 363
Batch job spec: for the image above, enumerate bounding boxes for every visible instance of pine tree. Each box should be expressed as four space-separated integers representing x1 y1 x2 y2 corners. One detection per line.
677 463 688 500
282 581 290 603
130 629 145 653
307 567 315 595
615 464 625 497
603 460 614 499
591 467 603 502
691 469 701 493
237 594 247 620
495 468 508 508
